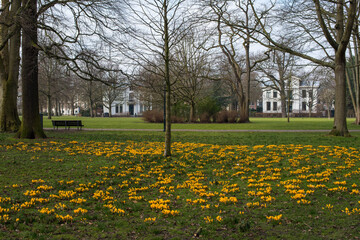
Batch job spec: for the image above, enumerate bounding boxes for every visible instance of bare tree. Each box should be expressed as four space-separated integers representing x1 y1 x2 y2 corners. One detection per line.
125 0 189 157
249 0 358 136
257 50 298 118
172 32 212 122
102 70 126 117
206 0 269 122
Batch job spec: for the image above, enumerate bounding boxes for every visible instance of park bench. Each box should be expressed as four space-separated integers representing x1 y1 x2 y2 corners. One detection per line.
52 120 84 130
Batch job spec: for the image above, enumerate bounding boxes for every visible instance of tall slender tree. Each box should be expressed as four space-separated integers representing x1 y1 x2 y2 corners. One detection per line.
125 0 189 157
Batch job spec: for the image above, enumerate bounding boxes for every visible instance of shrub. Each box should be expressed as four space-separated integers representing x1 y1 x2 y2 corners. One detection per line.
143 110 164 123
216 111 228 123
171 116 185 123
227 110 238 123
198 97 221 122
199 113 211 123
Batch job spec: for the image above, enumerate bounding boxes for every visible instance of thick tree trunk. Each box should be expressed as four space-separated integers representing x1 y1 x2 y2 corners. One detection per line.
238 94 249 123
0 0 21 132
16 0 46 139
1 75 21 132
329 53 349 136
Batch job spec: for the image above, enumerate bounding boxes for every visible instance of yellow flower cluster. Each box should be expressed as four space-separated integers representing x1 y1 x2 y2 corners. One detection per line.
73 208 88 215
219 196 237 204
39 208 55 215
149 199 170 210
204 216 213 223
50 190 76 199
144 217 156 222
70 198 87 204
266 214 282 222
103 204 125 215
55 213 73 222
0 214 10 222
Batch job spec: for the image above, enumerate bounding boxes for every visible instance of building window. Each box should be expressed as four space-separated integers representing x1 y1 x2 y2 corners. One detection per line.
266 102 271 111
129 93 134 101
266 91 271 98
302 90 306 98
120 105 123 113
302 102 307 111
115 105 119 113
309 90 313 98
273 102 277 111
273 91 277 98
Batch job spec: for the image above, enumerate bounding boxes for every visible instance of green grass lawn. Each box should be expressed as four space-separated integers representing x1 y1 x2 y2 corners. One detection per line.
43 116 360 131
1 128 360 239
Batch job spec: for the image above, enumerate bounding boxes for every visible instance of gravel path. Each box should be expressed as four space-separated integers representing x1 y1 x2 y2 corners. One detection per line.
44 128 360 132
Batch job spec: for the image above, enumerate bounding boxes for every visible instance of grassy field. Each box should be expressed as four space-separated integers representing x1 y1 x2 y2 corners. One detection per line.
43 116 360 130
1 125 360 239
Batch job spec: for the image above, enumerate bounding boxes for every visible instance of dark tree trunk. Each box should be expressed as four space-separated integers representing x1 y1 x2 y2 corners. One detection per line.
0 0 21 132
108 101 112 117
280 94 286 118
163 0 171 157
16 0 46 139
238 94 249 123
55 98 59 116
47 95 51 119
189 101 195 122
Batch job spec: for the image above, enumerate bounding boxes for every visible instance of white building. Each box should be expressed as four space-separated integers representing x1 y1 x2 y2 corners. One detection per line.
262 77 318 114
103 88 149 117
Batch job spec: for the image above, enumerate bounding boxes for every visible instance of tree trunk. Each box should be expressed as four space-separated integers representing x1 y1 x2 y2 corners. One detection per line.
163 0 171 157
243 32 251 123
164 85 171 157
0 0 21 132
90 103 93 117
189 101 195 122
16 0 46 139
280 94 286 118
108 102 112 117
47 95 51 119
55 98 59 116
0 75 21 132
238 94 249 123
71 100 75 115
329 52 350 136
355 105 360 125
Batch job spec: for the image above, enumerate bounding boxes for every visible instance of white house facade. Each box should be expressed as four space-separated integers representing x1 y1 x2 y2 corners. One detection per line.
103 88 150 117
262 77 318 114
